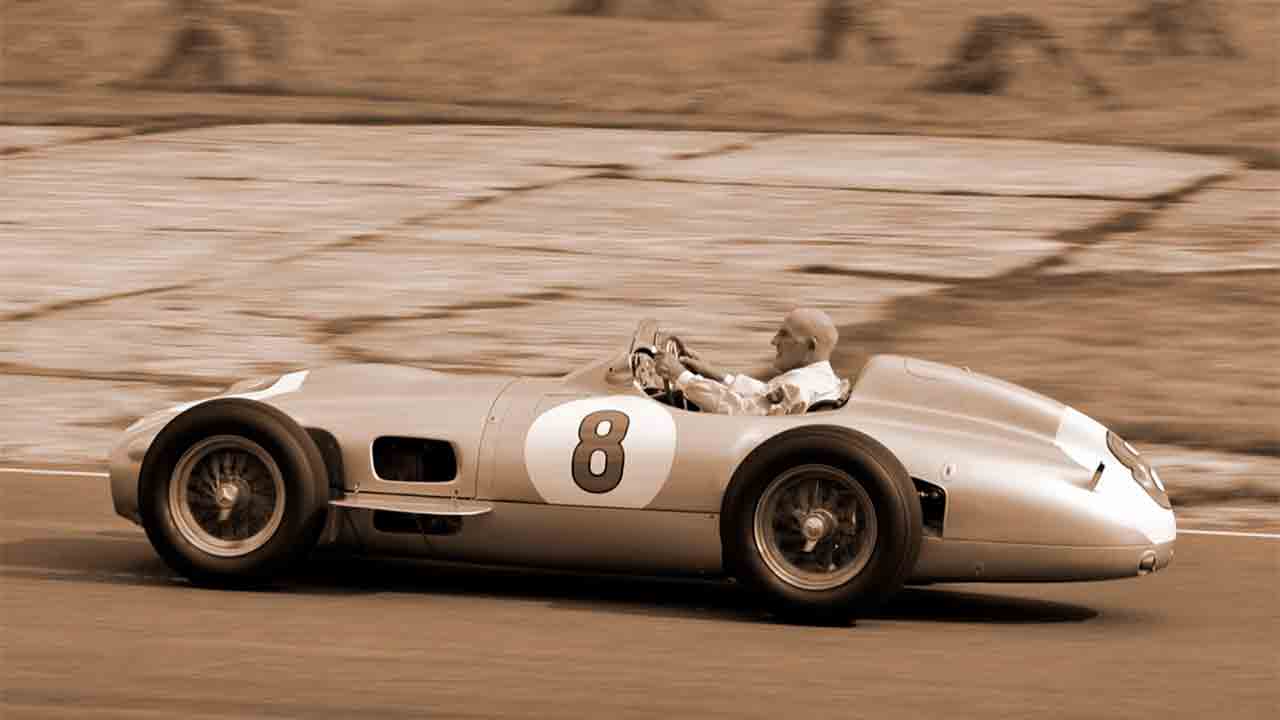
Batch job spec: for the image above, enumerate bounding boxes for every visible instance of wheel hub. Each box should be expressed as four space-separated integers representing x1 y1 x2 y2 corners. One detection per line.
800 508 840 553
215 481 241 508
801 509 837 542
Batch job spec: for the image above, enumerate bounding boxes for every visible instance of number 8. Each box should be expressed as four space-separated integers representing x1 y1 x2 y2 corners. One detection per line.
572 410 630 493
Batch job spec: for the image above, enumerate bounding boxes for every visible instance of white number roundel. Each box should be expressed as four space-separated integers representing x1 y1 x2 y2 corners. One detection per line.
523 395 677 508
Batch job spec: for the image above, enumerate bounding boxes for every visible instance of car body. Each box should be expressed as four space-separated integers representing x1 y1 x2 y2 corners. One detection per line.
109 322 1176 615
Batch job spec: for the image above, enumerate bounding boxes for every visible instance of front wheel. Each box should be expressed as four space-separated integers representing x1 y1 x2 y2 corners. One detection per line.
139 399 329 587
167 434 289 559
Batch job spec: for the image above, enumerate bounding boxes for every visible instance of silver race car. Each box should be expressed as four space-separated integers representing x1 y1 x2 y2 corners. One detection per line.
109 319 1175 620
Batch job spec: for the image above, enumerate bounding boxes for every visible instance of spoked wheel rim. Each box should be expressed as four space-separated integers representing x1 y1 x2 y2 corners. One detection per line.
753 464 878 591
168 435 286 558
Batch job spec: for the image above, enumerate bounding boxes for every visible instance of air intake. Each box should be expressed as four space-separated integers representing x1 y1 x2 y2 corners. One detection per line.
372 437 457 483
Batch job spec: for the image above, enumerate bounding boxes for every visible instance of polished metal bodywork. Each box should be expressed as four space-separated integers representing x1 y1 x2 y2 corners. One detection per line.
110 347 1176 585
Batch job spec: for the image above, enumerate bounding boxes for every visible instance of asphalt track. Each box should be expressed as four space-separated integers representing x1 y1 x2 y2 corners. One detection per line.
2 469 1276 719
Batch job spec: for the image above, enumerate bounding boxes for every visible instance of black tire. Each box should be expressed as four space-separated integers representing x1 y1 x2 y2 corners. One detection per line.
722 426 922 623
138 398 329 587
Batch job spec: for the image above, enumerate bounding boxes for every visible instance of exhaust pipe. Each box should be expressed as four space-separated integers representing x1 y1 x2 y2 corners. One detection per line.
1137 550 1158 575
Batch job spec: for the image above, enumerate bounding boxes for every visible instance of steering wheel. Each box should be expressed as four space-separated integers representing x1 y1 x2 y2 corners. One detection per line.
626 320 699 411
628 335 688 409
629 340 670 397
660 335 696 410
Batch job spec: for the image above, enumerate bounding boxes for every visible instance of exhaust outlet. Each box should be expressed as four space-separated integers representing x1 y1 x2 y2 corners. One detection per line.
1138 550 1158 575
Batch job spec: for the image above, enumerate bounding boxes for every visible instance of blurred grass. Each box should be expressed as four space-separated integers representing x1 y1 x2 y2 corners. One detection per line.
835 268 1280 457
1 1 1276 155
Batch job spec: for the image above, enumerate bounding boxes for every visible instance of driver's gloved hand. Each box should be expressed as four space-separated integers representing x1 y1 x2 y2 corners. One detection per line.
653 351 687 382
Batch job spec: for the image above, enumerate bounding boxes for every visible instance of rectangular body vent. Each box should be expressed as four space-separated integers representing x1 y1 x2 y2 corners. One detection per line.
912 478 947 538
372 436 457 483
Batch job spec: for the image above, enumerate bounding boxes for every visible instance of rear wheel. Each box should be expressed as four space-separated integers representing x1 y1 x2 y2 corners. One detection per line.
753 464 879 592
139 399 329 587
723 427 922 623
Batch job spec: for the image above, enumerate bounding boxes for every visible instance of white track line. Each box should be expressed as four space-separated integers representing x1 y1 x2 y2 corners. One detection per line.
1178 528 1280 540
0 467 108 478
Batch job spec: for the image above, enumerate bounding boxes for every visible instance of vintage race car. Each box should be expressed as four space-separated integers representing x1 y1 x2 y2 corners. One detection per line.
109 319 1176 620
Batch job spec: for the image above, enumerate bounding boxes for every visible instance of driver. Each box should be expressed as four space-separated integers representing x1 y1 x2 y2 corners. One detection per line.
653 308 845 415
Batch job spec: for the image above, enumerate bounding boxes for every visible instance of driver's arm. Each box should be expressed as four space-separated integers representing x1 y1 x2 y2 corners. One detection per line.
681 356 766 394
723 373 767 395
673 373 809 416
655 352 792 415
672 372 759 415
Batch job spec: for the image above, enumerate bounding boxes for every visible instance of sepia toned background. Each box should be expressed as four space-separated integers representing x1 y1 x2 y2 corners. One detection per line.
1 3 1278 717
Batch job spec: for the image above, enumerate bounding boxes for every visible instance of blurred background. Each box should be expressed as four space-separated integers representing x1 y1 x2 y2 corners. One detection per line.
2 0 1277 522
1 4 1279 719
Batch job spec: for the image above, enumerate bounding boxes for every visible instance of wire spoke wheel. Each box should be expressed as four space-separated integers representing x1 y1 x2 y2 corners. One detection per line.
753 464 878 591
168 435 286 558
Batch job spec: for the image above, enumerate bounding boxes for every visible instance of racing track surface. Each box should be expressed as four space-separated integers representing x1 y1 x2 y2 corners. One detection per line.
2 469 1276 719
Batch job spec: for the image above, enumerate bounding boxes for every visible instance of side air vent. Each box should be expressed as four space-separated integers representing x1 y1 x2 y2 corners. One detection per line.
372 437 457 483
913 478 947 537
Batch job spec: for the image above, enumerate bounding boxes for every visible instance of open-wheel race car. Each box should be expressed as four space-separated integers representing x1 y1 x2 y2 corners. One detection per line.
110 319 1176 621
